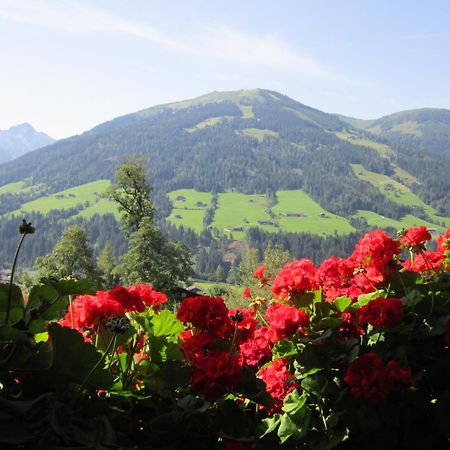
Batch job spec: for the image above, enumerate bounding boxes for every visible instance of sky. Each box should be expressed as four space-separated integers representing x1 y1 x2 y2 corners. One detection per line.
1 0 450 138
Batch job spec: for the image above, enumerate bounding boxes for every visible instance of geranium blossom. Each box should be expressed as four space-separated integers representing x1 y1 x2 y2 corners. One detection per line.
177 295 231 337
271 258 319 298
265 303 309 340
400 225 432 247
402 250 443 273
344 353 413 404
239 326 274 366
358 297 403 329
190 352 242 401
258 358 299 411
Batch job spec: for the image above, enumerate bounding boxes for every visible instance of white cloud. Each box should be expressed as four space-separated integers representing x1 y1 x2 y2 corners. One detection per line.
197 26 348 82
0 0 186 51
0 0 354 83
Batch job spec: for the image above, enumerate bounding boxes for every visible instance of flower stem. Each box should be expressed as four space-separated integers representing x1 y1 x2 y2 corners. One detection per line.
72 332 116 404
4 232 27 326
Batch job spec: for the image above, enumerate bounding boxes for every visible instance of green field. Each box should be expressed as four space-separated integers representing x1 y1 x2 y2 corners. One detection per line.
240 105 255 119
213 192 276 238
351 164 450 227
240 128 279 142
0 180 40 195
74 198 120 219
273 190 355 235
167 189 212 232
184 116 233 132
336 131 392 157
355 210 446 233
9 180 111 216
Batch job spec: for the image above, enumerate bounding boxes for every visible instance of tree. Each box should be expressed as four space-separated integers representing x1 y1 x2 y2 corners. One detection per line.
97 241 120 288
106 155 155 234
35 225 99 283
109 156 193 291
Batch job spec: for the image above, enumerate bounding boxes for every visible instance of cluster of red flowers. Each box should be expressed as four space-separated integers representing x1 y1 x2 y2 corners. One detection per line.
258 358 299 411
177 296 260 401
400 225 432 247
60 284 167 331
59 226 449 417
400 226 450 273
270 230 402 302
358 297 403 329
343 353 414 404
271 258 319 299
177 295 301 406
265 303 309 340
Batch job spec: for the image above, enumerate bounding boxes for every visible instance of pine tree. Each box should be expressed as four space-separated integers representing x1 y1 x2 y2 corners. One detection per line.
97 241 120 288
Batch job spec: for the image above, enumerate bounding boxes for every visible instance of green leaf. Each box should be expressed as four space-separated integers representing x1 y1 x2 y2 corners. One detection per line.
0 283 24 324
272 339 297 359
28 319 48 334
402 289 423 308
155 362 190 390
282 389 307 414
46 323 113 389
332 296 352 313
301 375 327 398
314 302 333 318
259 413 281 437
352 291 384 308
278 413 299 443
27 284 59 310
292 292 315 308
152 310 184 338
0 325 29 343
38 277 95 297
150 337 183 363
318 317 343 329
298 367 323 380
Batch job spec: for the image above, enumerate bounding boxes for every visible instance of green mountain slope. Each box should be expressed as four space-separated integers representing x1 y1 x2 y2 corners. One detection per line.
1 89 449 233
366 108 450 157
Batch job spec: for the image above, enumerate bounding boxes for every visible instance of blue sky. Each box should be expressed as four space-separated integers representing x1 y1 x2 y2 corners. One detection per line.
1 0 449 138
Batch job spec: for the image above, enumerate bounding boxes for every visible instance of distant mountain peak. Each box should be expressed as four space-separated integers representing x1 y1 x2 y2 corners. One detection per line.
0 123 54 163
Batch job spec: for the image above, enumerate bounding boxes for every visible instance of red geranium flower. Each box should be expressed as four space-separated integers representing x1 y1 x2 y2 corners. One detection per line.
265 303 309 340
349 229 400 277
128 284 168 309
336 311 365 340
239 326 274 366
271 258 319 299
258 358 299 411
177 296 231 337
344 353 413 405
358 297 403 329
401 225 432 247
190 352 242 401
402 251 443 273
228 307 257 342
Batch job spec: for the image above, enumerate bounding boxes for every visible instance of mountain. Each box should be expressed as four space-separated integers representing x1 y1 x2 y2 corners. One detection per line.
339 108 450 157
0 123 55 162
1 89 450 271
1 89 449 215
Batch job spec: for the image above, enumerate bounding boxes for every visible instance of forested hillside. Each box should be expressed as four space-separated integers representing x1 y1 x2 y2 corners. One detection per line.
1 89 450 279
